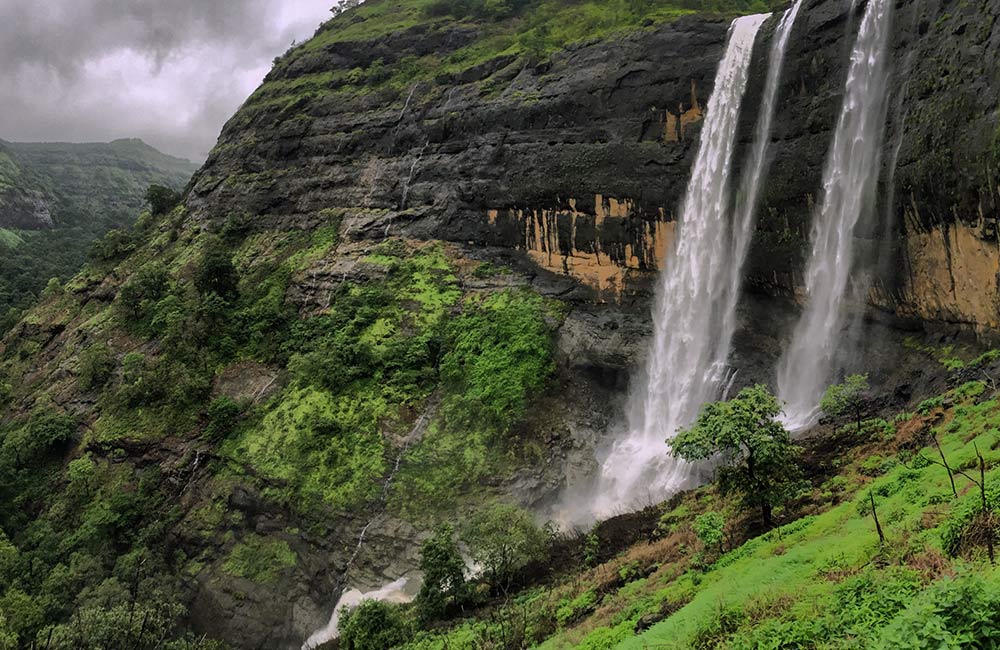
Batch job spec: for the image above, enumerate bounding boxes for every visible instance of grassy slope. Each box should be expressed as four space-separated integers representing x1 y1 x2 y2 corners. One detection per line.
397 370 1000 650
245 0 779 112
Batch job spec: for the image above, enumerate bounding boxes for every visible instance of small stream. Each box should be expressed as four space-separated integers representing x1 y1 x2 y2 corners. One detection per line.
301 400 437 649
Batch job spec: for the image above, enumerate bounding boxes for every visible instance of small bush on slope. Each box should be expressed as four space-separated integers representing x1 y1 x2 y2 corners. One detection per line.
339 600 412 650
875 571 1000 649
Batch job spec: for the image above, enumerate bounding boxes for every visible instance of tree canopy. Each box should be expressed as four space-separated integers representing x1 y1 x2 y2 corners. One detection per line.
670 384 802 529
462 503 548 592
820 373 870 433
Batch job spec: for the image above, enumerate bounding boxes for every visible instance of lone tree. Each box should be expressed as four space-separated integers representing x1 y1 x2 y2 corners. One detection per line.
670 384 801 529
820 373 870 434
416 523 469 622
462 503 548 593
337 599 411 650
144 184 180 216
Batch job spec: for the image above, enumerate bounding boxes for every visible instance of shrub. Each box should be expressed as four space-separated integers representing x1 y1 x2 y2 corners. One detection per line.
145 184 181 216
42 599 222 650
820 374 870 433
222 535 296 584
583 531 600 568
41 277 63 299
89 229 135 262
0 413 76 467
116 263 169 325
875 572 1000 648
338 599 411 650
940 483 1000 558
916 396 943 414
77 344 115 390
193 240 238 299
556 590 597 628
417 524 469 622
693 511 725 553
204 396 241 441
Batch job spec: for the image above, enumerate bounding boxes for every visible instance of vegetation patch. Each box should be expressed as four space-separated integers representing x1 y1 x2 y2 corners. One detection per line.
227 386 388 511
222 535 297 584
253 0 784 110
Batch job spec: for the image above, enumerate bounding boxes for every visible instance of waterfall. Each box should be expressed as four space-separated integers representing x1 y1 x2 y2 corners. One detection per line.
303 578 414 649
720 0 804 381
587 12 771 520
776 0 893 429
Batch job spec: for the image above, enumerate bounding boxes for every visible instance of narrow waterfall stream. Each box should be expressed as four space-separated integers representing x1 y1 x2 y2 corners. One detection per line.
776 0 893 428
302 402 437 649
587 12 771 520
720 0 803 361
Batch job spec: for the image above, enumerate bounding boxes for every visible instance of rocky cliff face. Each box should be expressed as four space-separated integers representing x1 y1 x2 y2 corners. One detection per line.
189 15 729 303
192 0 1000 335
748 0 1000 339
163 5 999 640
0 188 53 230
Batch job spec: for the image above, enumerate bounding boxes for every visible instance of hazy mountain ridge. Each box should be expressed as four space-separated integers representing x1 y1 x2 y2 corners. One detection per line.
0 137 198 320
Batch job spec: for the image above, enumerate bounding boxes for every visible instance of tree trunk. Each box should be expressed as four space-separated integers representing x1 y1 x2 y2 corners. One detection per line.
975 443 995 565
761 501 773 529
870 492 885 545
934 435 958 497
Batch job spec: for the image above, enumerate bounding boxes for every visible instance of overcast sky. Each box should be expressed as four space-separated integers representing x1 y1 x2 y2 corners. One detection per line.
0 1 334 161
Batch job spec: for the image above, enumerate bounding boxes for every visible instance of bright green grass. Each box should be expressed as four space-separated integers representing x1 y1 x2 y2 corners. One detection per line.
406 381 1000 650
0 229 23 249
248 0 778 109
225 385 389 512
617 392 1000 649
221 534 297 584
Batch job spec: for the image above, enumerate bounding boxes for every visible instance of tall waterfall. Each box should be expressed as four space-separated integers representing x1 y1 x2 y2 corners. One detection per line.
776 0 893 429
720 0 804 381
587 13 772 519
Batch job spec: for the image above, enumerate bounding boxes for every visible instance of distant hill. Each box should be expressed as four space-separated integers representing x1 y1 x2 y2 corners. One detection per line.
0 138 198 318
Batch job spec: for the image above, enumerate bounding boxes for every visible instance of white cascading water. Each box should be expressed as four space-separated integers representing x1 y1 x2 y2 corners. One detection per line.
720 0 803 362
587 12 771 519
775 0 893 429
303 578 414 649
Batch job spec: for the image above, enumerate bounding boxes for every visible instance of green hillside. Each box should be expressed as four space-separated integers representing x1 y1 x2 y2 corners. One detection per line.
0 139 197 325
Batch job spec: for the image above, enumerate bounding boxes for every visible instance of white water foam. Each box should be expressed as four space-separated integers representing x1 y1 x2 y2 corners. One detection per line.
776 0 893 429
585 13 771 521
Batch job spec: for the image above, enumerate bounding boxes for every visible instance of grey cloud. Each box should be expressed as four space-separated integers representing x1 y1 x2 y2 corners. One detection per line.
0 0 333 160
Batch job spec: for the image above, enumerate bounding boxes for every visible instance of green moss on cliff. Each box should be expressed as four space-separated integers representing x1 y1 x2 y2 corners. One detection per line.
222 535 297 584
393 288 558 515
228 386 389 511
249 0 780 111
